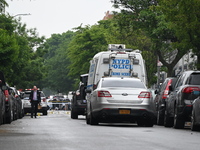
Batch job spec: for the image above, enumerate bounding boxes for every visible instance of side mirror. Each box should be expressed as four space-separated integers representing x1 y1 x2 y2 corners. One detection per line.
85 89 92 93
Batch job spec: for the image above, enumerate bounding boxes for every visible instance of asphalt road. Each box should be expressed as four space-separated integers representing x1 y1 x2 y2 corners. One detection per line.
0 111 199 150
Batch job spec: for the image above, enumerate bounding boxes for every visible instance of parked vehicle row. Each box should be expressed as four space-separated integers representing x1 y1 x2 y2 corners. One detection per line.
0 71 24 125
154 70 200 131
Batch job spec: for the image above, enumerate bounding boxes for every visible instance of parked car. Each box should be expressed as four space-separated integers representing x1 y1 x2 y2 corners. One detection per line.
0 79 6 125
191 91 200 131
10 87 23 119
71 74 88 119
86 77 156 126
154 77 177 125
164 70 200 129
22 89 48 115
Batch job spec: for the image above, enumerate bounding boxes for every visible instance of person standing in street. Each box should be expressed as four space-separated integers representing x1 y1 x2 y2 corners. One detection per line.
29 86 41 118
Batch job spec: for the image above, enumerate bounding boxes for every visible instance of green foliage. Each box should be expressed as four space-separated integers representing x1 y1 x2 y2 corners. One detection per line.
42 31 75 93
67 25 107 80
0 14 46 89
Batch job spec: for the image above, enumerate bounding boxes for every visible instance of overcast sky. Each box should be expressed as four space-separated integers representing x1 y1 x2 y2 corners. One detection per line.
6 0 115 38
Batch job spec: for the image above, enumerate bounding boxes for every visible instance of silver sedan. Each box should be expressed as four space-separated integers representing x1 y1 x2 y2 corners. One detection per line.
86 77 156 126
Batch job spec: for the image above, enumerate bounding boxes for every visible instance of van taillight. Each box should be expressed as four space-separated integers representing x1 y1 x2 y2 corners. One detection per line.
138 92 151 98
182 87 200 93
98 91 112 97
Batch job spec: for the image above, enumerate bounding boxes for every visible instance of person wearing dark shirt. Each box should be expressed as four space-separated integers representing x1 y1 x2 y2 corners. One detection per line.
29 86 41 118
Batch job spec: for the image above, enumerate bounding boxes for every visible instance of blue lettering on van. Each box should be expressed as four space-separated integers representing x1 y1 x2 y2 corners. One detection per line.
111 64 132 69
112 59 130 64
112 72 120 76
90 64 95 72
121 73 131 76
111 59 133 69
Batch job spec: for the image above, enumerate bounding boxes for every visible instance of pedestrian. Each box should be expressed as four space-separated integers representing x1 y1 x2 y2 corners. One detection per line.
29 86 41 118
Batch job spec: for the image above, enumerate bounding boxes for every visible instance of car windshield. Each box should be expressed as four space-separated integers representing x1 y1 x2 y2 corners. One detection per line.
101 79 146 88
189 74 200 85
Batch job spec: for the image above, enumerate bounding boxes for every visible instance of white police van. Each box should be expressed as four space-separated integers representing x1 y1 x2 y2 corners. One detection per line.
87 44 147 91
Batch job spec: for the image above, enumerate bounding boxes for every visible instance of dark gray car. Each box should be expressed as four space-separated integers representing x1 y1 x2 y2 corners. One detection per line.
164 70 200 129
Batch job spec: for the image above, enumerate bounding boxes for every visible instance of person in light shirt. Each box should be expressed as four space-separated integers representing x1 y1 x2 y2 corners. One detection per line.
29 86 41 118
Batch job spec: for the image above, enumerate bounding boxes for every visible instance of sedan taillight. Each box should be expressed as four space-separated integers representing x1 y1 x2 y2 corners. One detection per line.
182 87 200 93
138 91 151 98
98 91 112 97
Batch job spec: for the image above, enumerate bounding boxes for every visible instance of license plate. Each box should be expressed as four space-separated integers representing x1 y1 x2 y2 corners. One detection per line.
119 109 130 114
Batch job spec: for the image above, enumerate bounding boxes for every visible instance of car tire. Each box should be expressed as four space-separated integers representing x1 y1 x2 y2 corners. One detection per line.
145 120 154 127
191 109 200 131
71 108 78 119
164 110 173 127
5 108 13 124
90 112 98 125
173 107 185 129
86 113 90 124
157 110 164 125
137 119 145 127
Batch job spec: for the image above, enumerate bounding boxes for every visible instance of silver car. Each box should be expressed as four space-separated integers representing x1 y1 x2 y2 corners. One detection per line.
86 77 156 126
22 90 48 115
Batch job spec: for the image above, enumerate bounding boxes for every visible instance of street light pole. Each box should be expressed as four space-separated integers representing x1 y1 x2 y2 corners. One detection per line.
13 13 31 17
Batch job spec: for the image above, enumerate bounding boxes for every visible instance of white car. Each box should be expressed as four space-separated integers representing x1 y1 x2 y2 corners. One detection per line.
86 77 156 126
22 90 48 115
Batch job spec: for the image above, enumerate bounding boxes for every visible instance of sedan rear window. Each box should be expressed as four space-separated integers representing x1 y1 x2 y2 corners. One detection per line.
102 79 146 88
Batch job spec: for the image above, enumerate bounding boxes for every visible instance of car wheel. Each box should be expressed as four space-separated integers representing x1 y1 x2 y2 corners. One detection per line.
191 109 200 131
157 110 164 125
90 112 98 125
86 113 90 124
145 120 154 127
164 110 173 127
137 119 145 127
71 108 78 119
173 107 185 129
5 108 13 124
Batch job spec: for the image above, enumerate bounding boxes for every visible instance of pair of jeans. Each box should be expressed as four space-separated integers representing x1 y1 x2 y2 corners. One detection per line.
31 101 39 118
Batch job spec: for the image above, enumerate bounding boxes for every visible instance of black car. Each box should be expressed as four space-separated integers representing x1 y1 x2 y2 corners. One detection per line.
0 80 6 125
10 87 23 119
164 70 200 129
154 77 177 125
71 74 88 119
0 71 14 124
